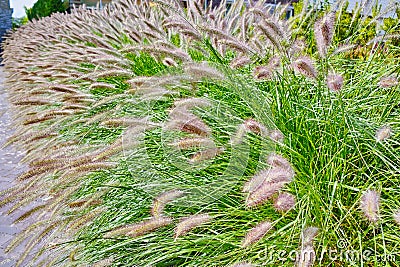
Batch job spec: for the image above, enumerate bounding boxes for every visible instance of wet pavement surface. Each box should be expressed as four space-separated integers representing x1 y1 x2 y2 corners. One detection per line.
0 68 28 266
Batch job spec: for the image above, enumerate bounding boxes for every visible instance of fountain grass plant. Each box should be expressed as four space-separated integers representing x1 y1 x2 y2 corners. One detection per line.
1 0 400 266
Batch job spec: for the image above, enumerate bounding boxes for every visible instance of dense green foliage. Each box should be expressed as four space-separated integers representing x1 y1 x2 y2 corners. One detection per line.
25 0 66 21
12 17 28 29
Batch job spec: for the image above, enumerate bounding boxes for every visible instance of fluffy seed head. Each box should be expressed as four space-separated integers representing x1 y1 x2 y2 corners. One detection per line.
126 217 173 237
253 65 273 80
252 56 280 80
230 262 254 267
292 56 318 79
170 137 213 150
173 98 211 109
92 258 114 267
376 126 392 142
162 57 178 67
327 73 344 92
189 147 225 163
231 124 248 145
378 76 399 88
360 189 380 224
242 220 273 247
266 153 293 174
245 180 286 207
243 166 293 193
268 129 284 142
296 244 316 267
393 209 400 226
174 214 212 239
314 12 336 57
167 108 212 137
184 62 225 80
230 56 251 69
273 192 296 212
243 118 267 135
151 189 185 217
301 226 319 246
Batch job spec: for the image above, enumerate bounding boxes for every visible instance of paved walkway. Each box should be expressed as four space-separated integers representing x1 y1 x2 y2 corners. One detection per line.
0 68 28 266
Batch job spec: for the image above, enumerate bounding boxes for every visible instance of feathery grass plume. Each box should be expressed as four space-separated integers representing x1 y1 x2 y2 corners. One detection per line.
257 20 284 50
360 189 380 223
243 166 294 193
268 129 284 142
273 192 296 212
16 220 64 267
17 164 62 181
331 44 357 55
92 69 133 79
5 220 49 253
174 213 212 239
7 192 45 215
266 153 293 171
100 117 158 128
292 56 318 79
231 124 248 145
378 76 399 88
151 189 185 217
47 84 80 94
62 104 90 111
375 126 392 142
289 39 307 56
14 99 54 106
296 226 318 267
167 108 212 137
174 98 211 109
230 55 251 69
68 207 107 232
170 137 213 150
242 220 272 247
162 57 178 67
326 73 344 92
245 181 286 207
89 82 116 90
23 112 71 125
302 226 319 246
253 65 273 80
296 243 316 267
53 164 115 189
314 12 336 57
125 217 173 238
92 141 126 161
125 45 191 61
69 199 103 209
184 62 225 80
243 118 267 136
92 258 114 267
230 263 254 267
217 39 252 53
104 223 140 238
189 147 225 163
394 209 400 226
132 86 178 100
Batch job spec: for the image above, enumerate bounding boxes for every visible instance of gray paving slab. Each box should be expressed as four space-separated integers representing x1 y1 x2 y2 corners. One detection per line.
0 68 29 266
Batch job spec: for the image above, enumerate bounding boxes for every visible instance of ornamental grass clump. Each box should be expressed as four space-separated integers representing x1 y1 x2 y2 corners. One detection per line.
1 0 400 266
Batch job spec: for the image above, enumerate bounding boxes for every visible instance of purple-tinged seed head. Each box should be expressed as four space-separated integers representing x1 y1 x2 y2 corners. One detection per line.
360 189 380 224
273 192 296 212
376 126 392 142
327 73 344 92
